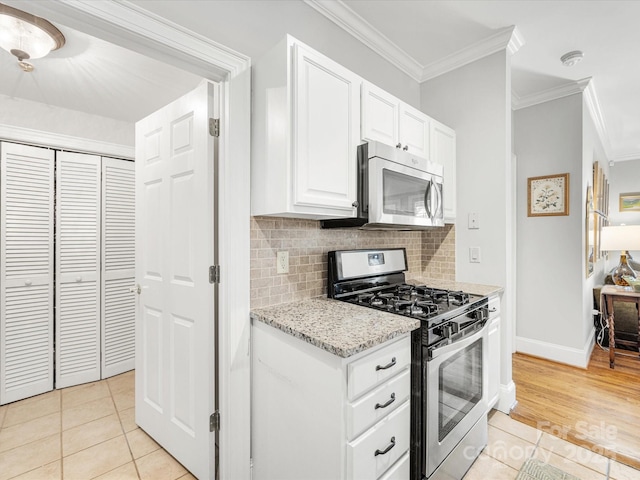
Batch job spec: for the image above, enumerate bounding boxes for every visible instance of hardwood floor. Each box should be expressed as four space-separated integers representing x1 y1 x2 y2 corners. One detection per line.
511 346 640 470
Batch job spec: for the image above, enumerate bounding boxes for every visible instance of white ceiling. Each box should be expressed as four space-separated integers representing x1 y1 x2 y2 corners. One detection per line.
1 0 639 161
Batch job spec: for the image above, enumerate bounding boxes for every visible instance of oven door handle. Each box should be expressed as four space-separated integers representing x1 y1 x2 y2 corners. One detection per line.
429 320 488 361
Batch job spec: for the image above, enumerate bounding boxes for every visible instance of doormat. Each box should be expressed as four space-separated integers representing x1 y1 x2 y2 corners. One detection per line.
515 458 581 480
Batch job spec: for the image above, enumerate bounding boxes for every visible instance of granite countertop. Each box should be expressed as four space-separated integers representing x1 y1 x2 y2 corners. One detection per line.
250 298 420 358
406 277 503 297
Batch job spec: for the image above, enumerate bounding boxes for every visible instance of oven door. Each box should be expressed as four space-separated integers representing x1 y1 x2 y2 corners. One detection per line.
424 321 488 477
368 157 443 228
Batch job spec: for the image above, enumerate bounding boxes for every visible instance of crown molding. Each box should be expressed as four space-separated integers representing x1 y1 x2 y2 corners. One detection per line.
304 0 423 81
582 78 612 158
0 124 134 159
512 78 591 110
610 152 640 163
4 0 250 78
421 26 524 82
507 26 526 55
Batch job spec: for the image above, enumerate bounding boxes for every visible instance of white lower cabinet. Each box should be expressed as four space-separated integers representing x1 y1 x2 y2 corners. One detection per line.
252 321 411 480
487 294 501 409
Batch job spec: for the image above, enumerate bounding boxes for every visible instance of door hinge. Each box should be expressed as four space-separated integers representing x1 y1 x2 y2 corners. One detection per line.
209 265 221 284
209 118 220 137
210 411 220 432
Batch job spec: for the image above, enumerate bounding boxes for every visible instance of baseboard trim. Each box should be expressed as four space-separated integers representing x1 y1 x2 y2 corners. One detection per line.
515 328 595 368
496 381 516 414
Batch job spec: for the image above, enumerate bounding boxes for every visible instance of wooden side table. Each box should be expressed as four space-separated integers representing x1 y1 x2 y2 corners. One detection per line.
600 285 640 368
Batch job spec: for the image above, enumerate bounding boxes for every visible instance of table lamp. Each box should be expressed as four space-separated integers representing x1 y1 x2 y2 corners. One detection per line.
600 225 640 286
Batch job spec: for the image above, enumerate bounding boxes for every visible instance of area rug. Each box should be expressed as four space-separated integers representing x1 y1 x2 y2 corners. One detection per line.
515 458 581 480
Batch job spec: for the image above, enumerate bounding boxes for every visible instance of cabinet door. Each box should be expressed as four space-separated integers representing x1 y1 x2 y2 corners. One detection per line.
488 315 501 409
1 142 54 404
292 43 359 215
56 151 101 389
361 82 399 146
101 158 135 379
430 120 456 223
399 104 430 162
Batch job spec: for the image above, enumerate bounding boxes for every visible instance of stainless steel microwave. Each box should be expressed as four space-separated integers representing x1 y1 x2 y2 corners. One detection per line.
321 141 444 230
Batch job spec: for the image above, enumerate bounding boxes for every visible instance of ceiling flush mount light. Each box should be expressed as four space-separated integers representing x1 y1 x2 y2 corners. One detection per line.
0 3 65 70
560 50 584 67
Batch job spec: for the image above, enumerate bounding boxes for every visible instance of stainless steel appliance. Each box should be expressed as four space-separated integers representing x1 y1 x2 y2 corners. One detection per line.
321 141 444 230
327 248 488 480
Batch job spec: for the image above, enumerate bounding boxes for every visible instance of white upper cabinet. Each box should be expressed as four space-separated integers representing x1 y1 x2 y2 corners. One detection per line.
398 103 430 161
430 119 456 223
361 82 431 164
252 36 361 219
361 83 400 148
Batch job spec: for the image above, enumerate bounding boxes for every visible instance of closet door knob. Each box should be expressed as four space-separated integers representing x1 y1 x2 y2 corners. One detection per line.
75 276 82 282
129 284 142 295
25 280 32 286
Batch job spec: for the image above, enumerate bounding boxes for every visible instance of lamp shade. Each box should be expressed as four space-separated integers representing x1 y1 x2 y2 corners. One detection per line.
600 225 640 251
0 4 65 61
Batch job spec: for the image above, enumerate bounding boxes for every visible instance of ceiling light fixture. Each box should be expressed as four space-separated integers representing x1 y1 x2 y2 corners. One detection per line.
0 3 65 71
560 50 584 67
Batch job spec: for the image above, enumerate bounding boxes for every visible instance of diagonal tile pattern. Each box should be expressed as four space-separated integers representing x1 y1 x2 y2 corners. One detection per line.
0 371 193 480
463 410 640 480
2 374 639 480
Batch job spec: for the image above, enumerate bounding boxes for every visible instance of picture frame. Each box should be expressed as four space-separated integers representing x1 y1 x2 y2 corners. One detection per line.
619 192 640 212
527 173 570 217
585 185 594 278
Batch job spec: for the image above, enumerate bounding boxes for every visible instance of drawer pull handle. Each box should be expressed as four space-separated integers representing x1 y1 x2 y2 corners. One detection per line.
375 393 396 410
376 357 396 371
374 436 396 456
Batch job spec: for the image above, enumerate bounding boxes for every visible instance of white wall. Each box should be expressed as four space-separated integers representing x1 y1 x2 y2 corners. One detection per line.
514 93 608 366
127 0 421 108
0 94 134 147
608 159 640 227
420 50 515 412
607 159 640 268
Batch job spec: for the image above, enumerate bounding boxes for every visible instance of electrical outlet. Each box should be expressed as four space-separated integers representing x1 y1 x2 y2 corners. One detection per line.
468 212 479 229
276 251 289 274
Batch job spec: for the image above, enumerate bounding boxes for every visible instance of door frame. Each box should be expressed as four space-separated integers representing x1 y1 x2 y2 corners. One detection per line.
9 2 252 478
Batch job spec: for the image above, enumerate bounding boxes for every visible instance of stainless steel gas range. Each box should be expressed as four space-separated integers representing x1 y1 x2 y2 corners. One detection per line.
328 248 489 480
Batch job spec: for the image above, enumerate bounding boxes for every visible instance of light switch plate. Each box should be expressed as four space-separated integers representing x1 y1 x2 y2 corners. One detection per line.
469 247 481 263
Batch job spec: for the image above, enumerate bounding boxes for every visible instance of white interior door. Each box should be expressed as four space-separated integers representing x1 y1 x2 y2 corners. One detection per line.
101 157 136 378
55 151 101 389
0 142 54 404
135 81 217 480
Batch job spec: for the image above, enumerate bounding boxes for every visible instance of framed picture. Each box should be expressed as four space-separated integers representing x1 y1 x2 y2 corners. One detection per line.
527 173 570 217
619 192 640 212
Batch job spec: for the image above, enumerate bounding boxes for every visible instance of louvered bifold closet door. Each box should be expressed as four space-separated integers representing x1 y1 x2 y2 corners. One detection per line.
101 158 135 378
0 142 54 405
55 152 101 388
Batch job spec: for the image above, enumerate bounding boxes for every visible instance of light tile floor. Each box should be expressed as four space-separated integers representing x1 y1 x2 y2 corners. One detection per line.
4 377 640 480
463 410 640 480
0 371 195 480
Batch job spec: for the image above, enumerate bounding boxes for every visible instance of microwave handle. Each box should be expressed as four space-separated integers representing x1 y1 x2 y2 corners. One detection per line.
434 181 442 217
424 180 433 219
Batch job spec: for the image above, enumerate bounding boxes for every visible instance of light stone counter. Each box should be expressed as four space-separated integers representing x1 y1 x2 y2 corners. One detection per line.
406 277 503 297
250 297 420 358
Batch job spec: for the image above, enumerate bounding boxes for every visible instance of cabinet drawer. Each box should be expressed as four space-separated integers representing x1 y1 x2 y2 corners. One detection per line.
347 337 410 401
347 400 410 480
379 452 410 480
347 368 410 441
